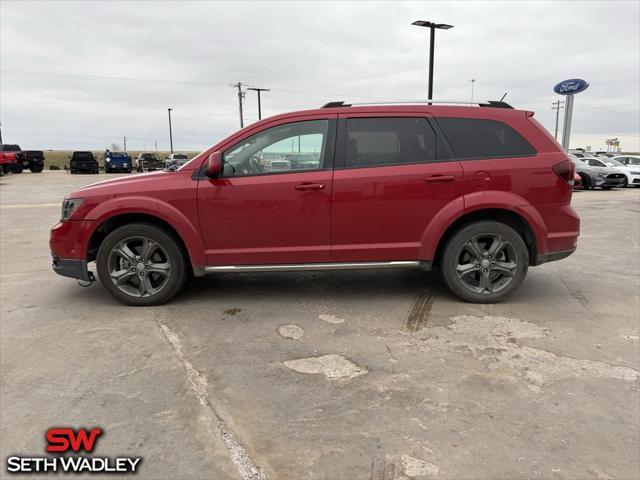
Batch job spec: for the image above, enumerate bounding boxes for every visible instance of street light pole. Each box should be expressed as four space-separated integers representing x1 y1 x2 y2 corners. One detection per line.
247 87 270 120
412 20 453 101
470 79 477 104
167 108 174 154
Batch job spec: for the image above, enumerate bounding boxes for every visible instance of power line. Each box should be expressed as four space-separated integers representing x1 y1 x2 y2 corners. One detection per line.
175 93 236 143
2 69 406 101
574 103 639 117
2 69 215 86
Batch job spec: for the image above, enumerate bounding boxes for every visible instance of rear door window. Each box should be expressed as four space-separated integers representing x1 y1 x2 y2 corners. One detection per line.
437 117 536 160
340 117 442 168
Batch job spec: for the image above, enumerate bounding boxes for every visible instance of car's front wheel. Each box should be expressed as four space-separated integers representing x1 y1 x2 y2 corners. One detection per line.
96 223 187 306
441 221 529 303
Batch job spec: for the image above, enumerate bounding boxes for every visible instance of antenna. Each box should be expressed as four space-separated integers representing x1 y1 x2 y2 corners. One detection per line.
500 92 508 102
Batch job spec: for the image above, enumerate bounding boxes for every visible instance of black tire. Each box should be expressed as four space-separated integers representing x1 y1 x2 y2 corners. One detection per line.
621 177 628 188
13 164 23 173
96 223 187 306
601 186 613 190
1 165 11 174
29 164 43 173
441 221 529 303
579 174 591 190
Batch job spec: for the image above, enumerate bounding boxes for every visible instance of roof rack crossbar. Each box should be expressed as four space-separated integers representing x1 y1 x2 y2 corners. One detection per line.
321 100 514 109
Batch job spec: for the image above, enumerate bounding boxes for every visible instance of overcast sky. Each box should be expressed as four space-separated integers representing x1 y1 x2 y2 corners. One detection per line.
1 0 639 152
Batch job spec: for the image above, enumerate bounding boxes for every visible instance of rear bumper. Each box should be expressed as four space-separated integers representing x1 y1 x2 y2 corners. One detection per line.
70 163 98 171
533 248 576 266
52 254 93 281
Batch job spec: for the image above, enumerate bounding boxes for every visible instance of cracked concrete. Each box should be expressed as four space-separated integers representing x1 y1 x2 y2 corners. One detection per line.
277 324 304 340
2 172 639 480
284 354 368 379
393 315 639 392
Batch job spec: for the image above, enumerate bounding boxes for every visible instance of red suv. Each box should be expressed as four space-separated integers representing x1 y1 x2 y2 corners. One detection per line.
50 102 579 306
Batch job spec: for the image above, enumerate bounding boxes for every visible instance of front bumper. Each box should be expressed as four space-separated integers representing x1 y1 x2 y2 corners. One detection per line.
52 254 93 281
106 164 131 172
593 174 625 187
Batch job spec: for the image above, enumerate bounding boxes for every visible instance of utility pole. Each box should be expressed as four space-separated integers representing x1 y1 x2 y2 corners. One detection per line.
230 82 246 128
551 100 565 140
247 87 270 120
123 136 127 151
167 108 174 153
155 140 158 152
470 79 477 104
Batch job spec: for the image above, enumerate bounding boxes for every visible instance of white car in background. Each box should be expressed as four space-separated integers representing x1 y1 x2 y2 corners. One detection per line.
608 156 640 187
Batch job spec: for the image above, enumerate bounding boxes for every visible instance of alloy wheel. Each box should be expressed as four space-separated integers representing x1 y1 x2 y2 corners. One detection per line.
107 236 172 297
455 234 519 294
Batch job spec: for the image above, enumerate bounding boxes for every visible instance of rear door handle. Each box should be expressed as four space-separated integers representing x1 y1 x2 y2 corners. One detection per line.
295 183 326 190
424 175 456 183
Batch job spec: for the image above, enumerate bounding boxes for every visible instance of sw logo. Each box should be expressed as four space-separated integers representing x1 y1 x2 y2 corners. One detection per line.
5 427 142 474
46 427 103 453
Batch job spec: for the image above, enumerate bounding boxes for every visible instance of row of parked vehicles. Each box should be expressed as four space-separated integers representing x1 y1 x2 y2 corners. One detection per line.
569 150 640 190
68 151 191 174
0 144 45 175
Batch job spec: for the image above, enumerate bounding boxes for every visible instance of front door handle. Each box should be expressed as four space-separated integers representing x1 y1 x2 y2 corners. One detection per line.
424 175 456 183
295 183 326 190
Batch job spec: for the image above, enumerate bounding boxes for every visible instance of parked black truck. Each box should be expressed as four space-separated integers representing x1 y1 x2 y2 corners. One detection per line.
69 151 99 174
15 150 45 173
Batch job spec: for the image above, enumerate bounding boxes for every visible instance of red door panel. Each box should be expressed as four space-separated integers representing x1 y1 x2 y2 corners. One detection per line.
198 170 332 265
331 162 463 261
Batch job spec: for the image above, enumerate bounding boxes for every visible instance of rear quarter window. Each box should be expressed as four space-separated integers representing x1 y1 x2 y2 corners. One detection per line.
437 117 536 160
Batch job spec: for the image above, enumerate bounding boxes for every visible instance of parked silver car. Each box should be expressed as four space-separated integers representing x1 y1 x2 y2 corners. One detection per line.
569 155 626 190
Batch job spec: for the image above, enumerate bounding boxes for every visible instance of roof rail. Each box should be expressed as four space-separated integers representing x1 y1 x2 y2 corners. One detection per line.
321 100 514 109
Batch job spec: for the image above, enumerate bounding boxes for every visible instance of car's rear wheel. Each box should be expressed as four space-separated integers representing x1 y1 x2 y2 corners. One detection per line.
579 174 591 190
96 223 186 306
13 164 23 173
441 221 529 303
29 164 43 173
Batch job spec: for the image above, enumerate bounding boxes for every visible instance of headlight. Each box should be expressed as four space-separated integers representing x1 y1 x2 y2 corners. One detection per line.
105 157 111 163
61 198 84 220
630 171 640 175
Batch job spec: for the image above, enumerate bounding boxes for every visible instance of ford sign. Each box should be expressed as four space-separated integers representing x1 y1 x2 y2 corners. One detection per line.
554 79 589 95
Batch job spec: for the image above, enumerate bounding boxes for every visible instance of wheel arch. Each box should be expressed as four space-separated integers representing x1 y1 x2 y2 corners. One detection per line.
431 208 539 267
87 212 204 269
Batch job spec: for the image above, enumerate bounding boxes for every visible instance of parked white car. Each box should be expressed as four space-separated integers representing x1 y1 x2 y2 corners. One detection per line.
608 157 640 187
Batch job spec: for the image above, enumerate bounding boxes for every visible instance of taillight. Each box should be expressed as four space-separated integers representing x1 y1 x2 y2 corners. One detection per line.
552 160 575 186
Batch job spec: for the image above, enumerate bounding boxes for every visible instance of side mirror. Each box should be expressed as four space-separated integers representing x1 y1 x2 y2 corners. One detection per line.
205 151 223 178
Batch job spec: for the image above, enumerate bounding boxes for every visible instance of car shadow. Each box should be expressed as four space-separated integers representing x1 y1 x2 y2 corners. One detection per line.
172 268 448 305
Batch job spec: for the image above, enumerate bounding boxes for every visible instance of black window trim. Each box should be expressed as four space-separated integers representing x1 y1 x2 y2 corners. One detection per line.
334 115 456 171
433 116 537 161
